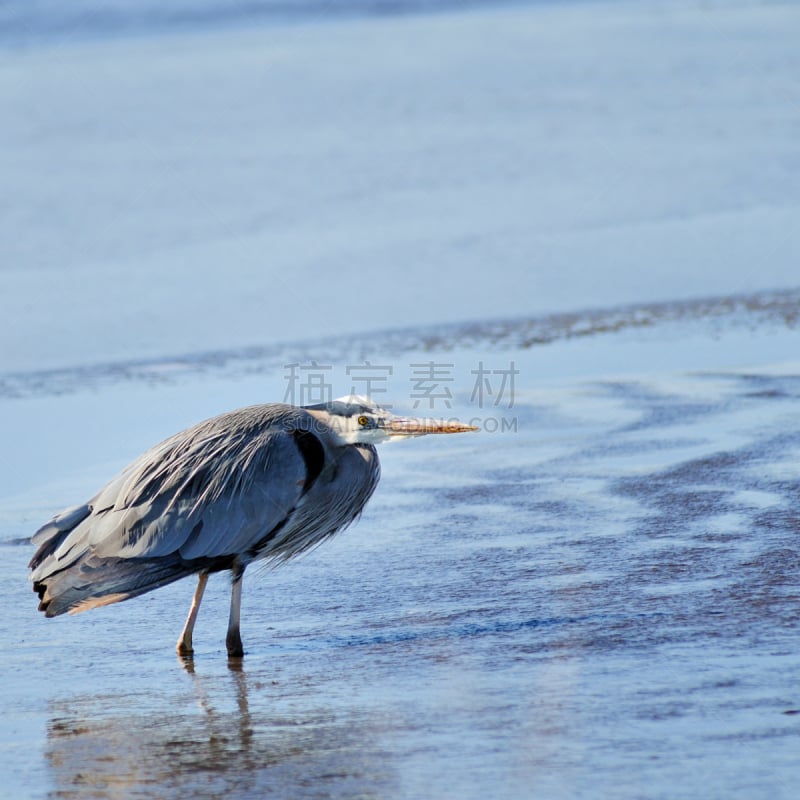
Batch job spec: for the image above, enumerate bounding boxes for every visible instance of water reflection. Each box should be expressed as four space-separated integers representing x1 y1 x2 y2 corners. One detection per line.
45 659 396 799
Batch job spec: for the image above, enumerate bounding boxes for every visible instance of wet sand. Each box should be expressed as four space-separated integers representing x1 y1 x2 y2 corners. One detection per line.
3 308 800 798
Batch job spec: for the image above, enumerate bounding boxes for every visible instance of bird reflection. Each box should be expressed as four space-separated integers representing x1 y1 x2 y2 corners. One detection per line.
44 660 394 799
179 654 254 753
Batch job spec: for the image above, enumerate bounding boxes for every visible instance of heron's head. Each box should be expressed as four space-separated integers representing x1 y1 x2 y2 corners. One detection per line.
304 395 478 445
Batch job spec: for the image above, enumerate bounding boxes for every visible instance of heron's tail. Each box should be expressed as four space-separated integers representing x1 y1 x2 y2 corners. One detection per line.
32 554 194 617
29 503 193 617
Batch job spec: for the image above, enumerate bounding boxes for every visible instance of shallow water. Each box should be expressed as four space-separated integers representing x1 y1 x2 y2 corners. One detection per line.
0 0 526 48
3 305 800 798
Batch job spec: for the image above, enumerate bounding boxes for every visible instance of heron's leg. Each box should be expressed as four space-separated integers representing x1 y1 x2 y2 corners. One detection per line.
176 572 209 656
226 565 245 658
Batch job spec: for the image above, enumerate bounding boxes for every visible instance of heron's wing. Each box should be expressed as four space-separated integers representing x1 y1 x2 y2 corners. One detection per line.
52 424 308 564
31 503 92 547
28 503 93 571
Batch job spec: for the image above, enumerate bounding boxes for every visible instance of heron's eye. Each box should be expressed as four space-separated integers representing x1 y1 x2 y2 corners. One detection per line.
357 415 370 427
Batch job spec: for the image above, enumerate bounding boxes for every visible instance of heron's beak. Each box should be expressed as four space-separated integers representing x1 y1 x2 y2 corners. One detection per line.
387 416 479 438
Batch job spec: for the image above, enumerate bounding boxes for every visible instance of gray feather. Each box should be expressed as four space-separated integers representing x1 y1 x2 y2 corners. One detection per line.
29 403 381 617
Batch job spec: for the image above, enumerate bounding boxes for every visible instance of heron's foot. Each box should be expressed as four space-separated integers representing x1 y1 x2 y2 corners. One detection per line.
226 629 244 659
176 638 194 657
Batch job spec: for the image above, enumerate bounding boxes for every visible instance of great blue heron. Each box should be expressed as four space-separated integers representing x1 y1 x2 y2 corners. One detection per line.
29 397 477 657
